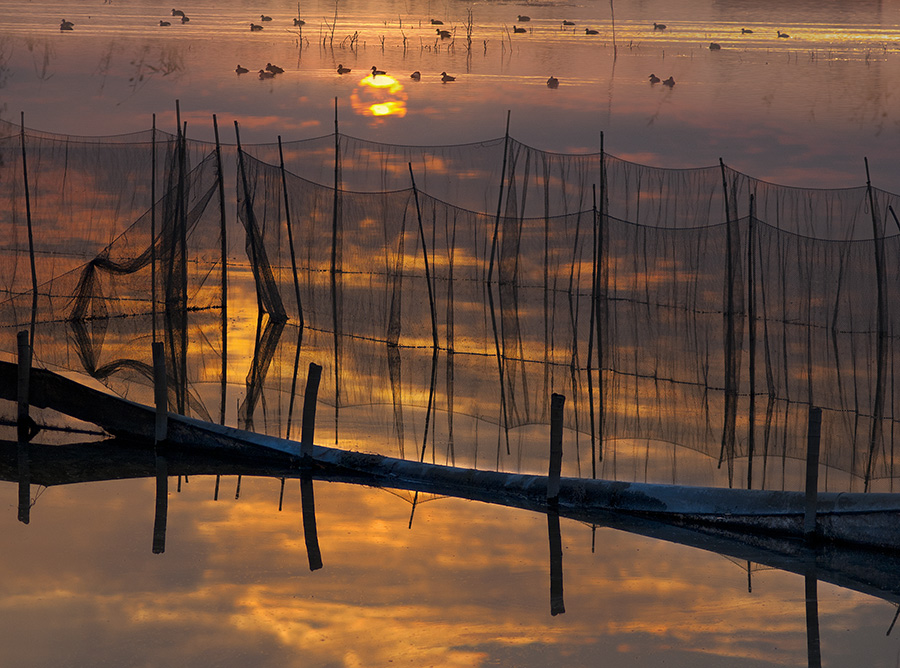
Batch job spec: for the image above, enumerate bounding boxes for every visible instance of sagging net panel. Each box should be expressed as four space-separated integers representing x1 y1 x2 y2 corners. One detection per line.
235 142 900 489
0 123 224 418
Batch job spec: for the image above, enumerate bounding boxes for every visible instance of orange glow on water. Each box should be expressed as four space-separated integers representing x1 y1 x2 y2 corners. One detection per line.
351 74 408 119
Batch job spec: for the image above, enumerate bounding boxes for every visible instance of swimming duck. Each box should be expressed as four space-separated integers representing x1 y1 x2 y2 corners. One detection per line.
430 18 443 25
371 65 386 76
517 15 531 21
258 69 275 79
653 22 666 30
741 28 753 34
648 73 660 84
662 76 675 87
777 30 790 38
293 18 305 25
562 20 575 26
235 64 249 74
260 15 272 21
410 71 421 80
266 63 284 74
59 19 74 30
585 28 598 35
180 15 189 22
337 64 351 74
172 9 185 16
513 25 527 33
440 71 455 82
709 42 721 50
547 76 559 88
250 22 263 30
160 20 171 26
436 28 451 38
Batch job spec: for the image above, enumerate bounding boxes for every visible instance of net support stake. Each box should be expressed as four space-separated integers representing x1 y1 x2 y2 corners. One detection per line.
804 406 822 539
153 341 168 443
301 363 323 458
17 330 31 525
548 393 565 500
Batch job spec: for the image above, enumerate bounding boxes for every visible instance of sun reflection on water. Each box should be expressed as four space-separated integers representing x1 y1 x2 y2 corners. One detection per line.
350 73 408 119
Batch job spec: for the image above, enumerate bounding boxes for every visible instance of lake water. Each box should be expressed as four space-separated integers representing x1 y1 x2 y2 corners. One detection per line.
3 0 900 665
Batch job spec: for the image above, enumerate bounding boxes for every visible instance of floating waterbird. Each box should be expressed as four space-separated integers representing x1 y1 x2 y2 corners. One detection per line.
266 62 284 74
410 71 421 80
709 42 721 50
440 71 456 82
235 64 249 74
547 76 559 88
260 15 272 21
258 69 275 79
517 15 531 21
250 22 263 30
585 28 598 35
293 18 305 25
653 22 667 30
159 20 171 26
436 28 451 38
180 15 189 23
662 76 675 87
172 9 185 16
60 19 74 30
648 73 660 83
337 64 351 74
430 18 443 25
777 30 790 38
371 65 386 76
562 20 575 26
513 25 527 33
741 28 753 34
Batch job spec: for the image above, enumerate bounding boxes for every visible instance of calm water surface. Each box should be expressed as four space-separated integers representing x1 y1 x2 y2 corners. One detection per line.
2 0 900 665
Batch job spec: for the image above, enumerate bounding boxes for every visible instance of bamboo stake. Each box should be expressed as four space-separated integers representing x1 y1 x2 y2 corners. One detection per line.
213 115 228 427
864 157 886 491
151 114 158 343
301 363 323 458
152 341 168 443
279 136 304 328
19 113 38 347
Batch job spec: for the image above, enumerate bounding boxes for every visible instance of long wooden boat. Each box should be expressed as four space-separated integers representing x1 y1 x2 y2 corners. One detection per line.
3 359 900 553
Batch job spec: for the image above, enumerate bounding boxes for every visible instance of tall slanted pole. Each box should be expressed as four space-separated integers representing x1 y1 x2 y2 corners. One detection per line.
408 163 439 350
587 183 598 479
864 157 886 492
213 115 229 427
17 330 32 525
20 113 38 348
278 136 304 329
151 113 158 343
717 157 736 486
747 193 756 489
331 98 342 444
596 132 606 467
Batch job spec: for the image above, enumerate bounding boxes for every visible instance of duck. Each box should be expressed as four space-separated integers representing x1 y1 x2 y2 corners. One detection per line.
371 65 386 76
741 28 753 34
440 71 456 82
266 62 284 74
250 22 263 30
436 28 451 38
180 15 189 23
585 28 598 35
235 64 249 74
648 73 660 84
546 76 559 88
59 19 74 30
410 71 421 80
517 15 531 21
171 8 185 16
513 25 527 33
260 14 272 21
258 69 276 79
430 18 443 25
562 20 575 26
159 20 171 26
653 22 666 30
709 42 721 50
777 30 790 38
337 64 351 74
293 18 305 25
662 76 675 87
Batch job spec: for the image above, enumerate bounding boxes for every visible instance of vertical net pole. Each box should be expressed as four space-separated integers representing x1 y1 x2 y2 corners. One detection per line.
19 114 38 347
331 98 342 444
718 158 736 486
587 184 598 479
213 115 228 427
278 136 304 328
865 158 886 491
747 193 757 489
151 114 158 343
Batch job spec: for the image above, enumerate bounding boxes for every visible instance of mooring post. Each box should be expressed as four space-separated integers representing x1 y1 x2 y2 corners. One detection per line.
301 363 323 458
152 341 167 443
548 393 565 500
17 330 31 443
152 455 168 554
804 407 823 539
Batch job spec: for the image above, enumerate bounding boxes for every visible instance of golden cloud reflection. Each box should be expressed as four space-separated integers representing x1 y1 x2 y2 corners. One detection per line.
350 73 408 119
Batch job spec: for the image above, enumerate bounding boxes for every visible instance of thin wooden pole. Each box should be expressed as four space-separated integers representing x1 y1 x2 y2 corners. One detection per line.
233 121 263 314
17 330 32 525
548 393 565 500
408 163 439 350
278 136 304 328
301 363 323 457
487 110 511 284
331 98 341 444
747 193 756 489
864 157 886 491
597 132 605 466
152 341 168 443
718 157 736 487
213 115 228 427
804 406 822 539
20 113 38 348
587 183 598 479
151 114 158 343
